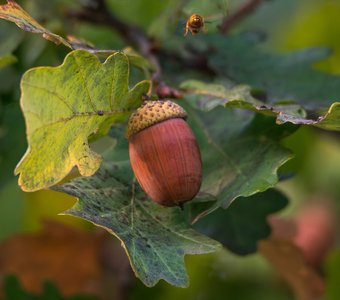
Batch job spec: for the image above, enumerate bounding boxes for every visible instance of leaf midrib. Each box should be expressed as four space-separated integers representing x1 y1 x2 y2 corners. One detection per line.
137 200 218 249
24 109 131 133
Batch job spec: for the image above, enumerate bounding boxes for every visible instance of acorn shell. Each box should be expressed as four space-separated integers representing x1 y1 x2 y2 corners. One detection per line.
127 100 202 207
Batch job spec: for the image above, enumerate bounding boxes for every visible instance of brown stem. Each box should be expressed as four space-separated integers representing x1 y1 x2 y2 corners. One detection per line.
220 0 266 33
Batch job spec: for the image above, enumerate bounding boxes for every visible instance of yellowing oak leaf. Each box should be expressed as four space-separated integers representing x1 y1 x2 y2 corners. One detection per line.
0 0 71 47
15 50 150 192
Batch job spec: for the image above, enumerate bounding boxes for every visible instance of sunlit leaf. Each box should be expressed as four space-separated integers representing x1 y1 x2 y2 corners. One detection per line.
14 50 150 192
0 0 71 47
181 79 306 118
181 79 340 132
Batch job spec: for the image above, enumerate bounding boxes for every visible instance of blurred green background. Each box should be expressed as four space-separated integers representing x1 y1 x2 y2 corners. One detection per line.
1 0 340 299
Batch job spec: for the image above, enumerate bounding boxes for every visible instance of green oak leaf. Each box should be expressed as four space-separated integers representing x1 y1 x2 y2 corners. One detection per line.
181 80 263 111
14 50 150 192
52 162 221 288
177 33 340 115
184 104 295 219
199 33 340 105
194 189 288 255
181 80 340 132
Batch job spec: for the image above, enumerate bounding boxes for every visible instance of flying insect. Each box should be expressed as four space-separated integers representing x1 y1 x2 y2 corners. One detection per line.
184 14 205 36
182 0 229 37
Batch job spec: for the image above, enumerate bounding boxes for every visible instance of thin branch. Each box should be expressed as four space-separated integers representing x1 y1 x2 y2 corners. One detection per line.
219 0 266 34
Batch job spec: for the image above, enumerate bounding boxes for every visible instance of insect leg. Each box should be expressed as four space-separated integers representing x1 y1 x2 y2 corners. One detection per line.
184 24 189 36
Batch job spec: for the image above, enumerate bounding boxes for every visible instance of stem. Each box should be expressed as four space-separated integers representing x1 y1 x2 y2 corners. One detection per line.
219 0 266 33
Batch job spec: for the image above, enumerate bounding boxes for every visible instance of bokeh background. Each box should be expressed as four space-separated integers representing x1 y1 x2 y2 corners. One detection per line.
1 0 340 299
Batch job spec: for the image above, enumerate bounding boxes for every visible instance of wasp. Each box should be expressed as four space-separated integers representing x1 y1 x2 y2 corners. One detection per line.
184 14 205 36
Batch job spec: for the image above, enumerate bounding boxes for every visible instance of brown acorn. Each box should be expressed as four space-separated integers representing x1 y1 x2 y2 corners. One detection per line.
126 100 202 207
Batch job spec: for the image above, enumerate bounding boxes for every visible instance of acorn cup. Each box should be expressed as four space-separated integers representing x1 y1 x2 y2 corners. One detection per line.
126 100 202 207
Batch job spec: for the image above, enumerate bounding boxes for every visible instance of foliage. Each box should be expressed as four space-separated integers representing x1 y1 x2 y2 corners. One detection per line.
200 33 340 105
54 162 220 287
181 79 340 130
0 0 340 297
194 189 288 255
14 50 149 192
185 106 294 219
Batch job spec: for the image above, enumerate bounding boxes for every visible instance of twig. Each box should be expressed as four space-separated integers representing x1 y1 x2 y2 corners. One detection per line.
219 0 266 33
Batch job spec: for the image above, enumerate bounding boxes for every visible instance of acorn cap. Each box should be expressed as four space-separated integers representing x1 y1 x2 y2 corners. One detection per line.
126 100 187 138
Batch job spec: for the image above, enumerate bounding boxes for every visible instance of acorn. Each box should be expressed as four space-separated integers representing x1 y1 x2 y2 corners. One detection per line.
126 100 202 207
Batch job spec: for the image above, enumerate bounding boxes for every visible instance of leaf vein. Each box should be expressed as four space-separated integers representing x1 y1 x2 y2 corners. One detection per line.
73 55 97 112
23 82 75 113
137 201 216 248
189 107 249 181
